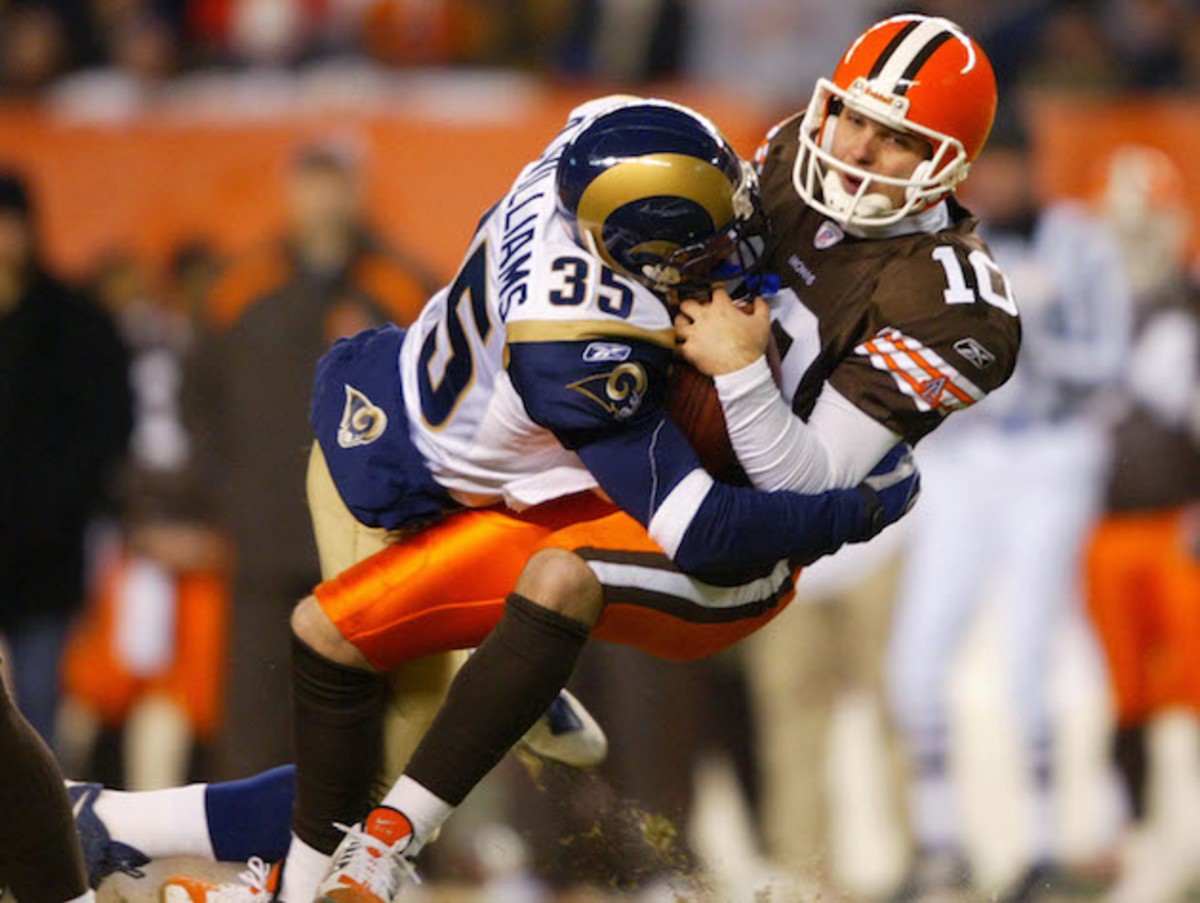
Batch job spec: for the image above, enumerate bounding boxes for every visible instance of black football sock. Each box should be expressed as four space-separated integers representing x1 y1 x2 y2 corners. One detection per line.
406 592 590 805
1113 723 1148 821
291 635 385 853
0 676 90 902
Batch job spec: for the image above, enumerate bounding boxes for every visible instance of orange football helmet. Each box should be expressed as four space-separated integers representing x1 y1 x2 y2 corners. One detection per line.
795 15 997 228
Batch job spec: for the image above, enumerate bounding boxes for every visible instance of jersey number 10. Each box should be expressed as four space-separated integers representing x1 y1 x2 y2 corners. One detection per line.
931 246 1018 317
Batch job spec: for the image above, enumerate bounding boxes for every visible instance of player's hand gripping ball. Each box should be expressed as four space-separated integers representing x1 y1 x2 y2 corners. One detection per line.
667 295 781 477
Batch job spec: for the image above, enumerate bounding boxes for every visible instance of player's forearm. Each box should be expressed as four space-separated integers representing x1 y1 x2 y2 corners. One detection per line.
714 357 837 491
577 415 875 576
664 476 876 575
715 361 899 492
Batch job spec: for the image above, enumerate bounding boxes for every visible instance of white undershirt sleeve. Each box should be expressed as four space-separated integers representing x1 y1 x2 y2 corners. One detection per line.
713 356 901 492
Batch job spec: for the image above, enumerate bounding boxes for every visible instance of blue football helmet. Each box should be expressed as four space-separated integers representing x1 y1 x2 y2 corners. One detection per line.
556 100 772 300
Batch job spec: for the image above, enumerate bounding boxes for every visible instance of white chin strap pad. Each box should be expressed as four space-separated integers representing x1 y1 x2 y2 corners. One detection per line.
822 170 893 218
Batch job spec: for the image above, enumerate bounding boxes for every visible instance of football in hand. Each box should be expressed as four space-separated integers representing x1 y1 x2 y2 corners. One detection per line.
666 335 782 478
666 361 737 476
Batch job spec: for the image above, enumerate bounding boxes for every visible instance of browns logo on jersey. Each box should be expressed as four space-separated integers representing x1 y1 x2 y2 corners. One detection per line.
758 113 1021 444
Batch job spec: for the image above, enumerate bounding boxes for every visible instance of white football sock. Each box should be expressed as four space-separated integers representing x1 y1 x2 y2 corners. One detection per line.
277 834 331 903
89 783 214 859
63 891 95 903
378 775 454 856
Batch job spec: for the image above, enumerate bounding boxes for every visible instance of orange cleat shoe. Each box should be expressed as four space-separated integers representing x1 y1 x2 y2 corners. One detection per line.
161 858 279 903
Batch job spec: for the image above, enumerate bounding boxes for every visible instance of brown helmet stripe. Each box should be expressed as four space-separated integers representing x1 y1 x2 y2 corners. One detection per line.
894 30 955 95
867 19 921 79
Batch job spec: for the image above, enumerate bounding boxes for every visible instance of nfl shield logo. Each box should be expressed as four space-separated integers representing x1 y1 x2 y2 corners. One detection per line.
814 220 844 250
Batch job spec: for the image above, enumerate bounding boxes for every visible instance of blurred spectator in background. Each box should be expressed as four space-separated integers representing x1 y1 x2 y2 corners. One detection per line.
682 1 870 117
61 243 232 792
1083 145 1200 903
1 0 1199 96
0 169 132 749
186 138 438 780
554 0 686 82
886 120 1134 902
360 0 578 70
0 4 74 96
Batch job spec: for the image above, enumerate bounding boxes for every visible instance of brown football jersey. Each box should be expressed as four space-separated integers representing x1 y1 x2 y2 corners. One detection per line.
757 115 1022 445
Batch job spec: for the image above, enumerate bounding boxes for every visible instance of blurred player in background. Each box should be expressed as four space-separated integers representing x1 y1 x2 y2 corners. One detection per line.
886 121 1134 902
61 246 231 794
1083 145 1200 903
0 168 131 903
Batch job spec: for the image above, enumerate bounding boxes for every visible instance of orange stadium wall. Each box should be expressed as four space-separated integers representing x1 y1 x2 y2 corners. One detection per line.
0 87 771 283
0 89 1196 284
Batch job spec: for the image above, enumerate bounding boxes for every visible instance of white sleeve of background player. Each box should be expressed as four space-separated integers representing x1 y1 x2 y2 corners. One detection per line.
714 357 900 492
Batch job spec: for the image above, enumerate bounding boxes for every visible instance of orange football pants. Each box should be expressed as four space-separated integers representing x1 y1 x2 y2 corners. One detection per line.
315 501 799 671
1085 508 1200 725
62 553 229 738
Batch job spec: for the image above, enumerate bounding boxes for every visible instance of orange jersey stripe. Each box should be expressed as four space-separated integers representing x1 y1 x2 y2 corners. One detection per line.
864 339 926 395
890 334 974 405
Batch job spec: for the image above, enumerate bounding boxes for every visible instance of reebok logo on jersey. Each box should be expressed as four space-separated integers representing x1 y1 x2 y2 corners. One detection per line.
814 220 844 250
582 341 632 363
567 362 647 420
953 337 996 370
337 385 388 448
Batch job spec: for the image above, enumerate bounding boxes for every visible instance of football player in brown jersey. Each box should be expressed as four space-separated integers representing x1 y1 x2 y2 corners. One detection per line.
677 13 1019 488
673 12 1023 902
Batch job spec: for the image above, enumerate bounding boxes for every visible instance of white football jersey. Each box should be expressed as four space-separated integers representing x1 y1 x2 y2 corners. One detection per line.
398 98 675 511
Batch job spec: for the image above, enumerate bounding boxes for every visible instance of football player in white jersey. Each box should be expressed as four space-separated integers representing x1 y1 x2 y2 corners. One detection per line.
160 96 918 903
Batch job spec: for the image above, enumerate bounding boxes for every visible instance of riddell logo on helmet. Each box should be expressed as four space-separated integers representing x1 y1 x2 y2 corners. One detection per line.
850 78 910 114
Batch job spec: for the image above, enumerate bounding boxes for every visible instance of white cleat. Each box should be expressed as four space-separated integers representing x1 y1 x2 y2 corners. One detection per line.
518 688 608 768
315 808 421 903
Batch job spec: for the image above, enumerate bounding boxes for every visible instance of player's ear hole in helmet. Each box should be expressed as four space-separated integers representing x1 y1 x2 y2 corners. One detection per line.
556 100 775 303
